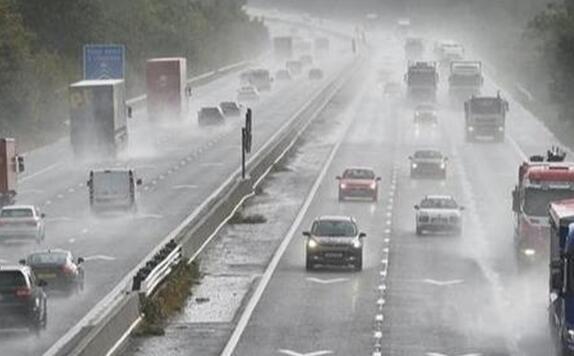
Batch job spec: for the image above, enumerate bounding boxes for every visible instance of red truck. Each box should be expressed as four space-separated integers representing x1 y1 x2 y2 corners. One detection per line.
146 58 189 122
512 148 574 265
0 138 25 206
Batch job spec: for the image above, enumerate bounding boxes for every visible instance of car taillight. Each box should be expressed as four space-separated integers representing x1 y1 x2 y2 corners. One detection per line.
61 264 75 275
340 183 347 189
370 182 377 189
15 287 31 298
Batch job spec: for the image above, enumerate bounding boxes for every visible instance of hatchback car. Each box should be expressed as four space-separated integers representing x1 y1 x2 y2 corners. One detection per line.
0 205 45 243
304 216 366 270
236 86 260 103
337 167 381 201
415 195 464 235
21 249 84 294
409 150 447 179
197 107 225 126
0 265 47 333
219 101 243 117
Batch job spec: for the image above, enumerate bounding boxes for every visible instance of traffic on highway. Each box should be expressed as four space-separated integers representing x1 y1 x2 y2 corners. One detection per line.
1 1 574 356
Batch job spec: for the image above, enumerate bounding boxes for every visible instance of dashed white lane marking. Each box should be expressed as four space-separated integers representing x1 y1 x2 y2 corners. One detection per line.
45 200 52 206
374 331 383 339
84 255 116 261
278 350 333 356
68 188 75 193
173 185 199 190
306 277 349 285
376 298 385 306
423 279 464 286
68 238 76 243
375 314 384 322
81 228 89 234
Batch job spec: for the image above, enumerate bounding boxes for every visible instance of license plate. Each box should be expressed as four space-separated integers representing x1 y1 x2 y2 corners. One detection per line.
325 252 343 258
37 273 56 279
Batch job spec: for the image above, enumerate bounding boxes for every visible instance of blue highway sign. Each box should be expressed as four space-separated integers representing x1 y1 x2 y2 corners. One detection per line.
83 44 125 80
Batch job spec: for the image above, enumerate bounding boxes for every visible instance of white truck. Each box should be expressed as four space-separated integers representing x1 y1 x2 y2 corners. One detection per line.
448 61 484 99
87 169 142 213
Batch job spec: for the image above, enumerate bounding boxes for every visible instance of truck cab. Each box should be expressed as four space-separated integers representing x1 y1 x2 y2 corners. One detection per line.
548 199 574 355
249 69 273 92
513 150 574 265
464 93 509 142
87 169 142 213
448 61 484 100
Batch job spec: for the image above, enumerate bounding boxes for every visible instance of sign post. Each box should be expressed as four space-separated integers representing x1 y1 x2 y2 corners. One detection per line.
241 108 253 179
83 44 125 80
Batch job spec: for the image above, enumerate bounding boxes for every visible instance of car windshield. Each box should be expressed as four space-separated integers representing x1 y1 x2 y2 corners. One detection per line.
414 151 442 159
343 169 375 179
470 98 502 114
0 271 26 288
312 220 357 237
1 208 33 218
27 252 68 266
420 198 458 209
524 188 574 216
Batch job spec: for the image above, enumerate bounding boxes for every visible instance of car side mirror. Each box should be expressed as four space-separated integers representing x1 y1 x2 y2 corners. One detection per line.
359 232 367 238
77 257 85 264
444 157 449 161
127 106 133 119
17 156 25 173
512 188 520 213
185 86 192 97
38 280 47 287
408 156 412 160
376 177 381 181
459 206 465 211
414 205 420 210
551 271 563 291
336 176 341 180
302 231 311 237
87 180 92 188
18 259 26 265
136 178 143 186
40 213 46 218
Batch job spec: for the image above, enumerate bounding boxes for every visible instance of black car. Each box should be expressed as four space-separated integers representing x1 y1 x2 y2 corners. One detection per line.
0 265 47 332
198 107 225 126
304 216 366 271
22 249 84 294
219 101 243 117
409 149 447 179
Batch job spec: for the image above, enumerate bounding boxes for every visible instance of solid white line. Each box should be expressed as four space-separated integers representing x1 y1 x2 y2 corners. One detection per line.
220 105 350 356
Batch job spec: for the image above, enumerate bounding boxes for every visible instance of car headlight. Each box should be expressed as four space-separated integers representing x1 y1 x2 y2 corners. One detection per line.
522 249 536 257
566 329 574 343
467 126 474 132
308 239 318 248
440 163 446 169
340 183 347 189
352 239 362 248
411 163 418 169
369 182 377 189
498 126 504 132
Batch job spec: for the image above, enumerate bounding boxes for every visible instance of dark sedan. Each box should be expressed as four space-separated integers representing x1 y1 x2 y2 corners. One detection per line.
21 249 84 294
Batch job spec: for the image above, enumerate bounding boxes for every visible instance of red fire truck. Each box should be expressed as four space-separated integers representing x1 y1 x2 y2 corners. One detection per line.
512 148 574 264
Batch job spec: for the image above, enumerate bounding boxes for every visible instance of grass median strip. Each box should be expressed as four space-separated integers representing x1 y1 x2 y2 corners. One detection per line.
133 261 201 337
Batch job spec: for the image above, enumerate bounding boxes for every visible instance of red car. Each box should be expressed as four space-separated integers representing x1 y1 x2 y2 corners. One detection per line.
336 167 381 201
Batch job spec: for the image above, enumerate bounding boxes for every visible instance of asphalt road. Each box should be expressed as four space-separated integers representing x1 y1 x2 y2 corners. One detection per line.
0 22 353 355
224 27 560 356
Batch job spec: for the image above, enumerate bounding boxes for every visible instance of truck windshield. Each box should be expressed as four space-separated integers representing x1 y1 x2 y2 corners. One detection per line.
470 98 502 114
312 220 357 237
93 171 130 197
524 188 574 216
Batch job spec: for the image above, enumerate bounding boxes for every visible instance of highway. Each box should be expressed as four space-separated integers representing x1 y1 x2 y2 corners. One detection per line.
218 25 560 356
0 21 354 356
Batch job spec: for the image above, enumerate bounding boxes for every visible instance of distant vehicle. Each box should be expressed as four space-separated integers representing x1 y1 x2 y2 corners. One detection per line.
286 60 303 76
405 61 438 103
0 205 45 243
275 69 292 81
21 249 84 294
239 70 252 86
308 68 324 80
250 69 273 92
415 195 463 235
464 93 509 142
413 103 438 126
396 18 411 37
69 79 128 159
219 102 243 117
409 150 447 179
405 37 424 60
198 107 225 126
237 86 260 103
336 167 381 201
300 54 314 66
273 36 294 60
435 40 465 65
87 169 142 213
0 138 25 207
303 216 366 270
449 61 484 99
383 81 402 97
0 265 47 333
146 57 189 121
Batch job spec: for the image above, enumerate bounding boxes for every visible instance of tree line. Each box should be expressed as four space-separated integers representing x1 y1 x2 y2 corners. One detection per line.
0 0 268 148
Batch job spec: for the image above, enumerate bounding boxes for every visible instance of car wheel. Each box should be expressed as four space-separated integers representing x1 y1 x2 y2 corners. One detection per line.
305 256 314 271
416 226 423 236
338 192 345 202
355 255 363 271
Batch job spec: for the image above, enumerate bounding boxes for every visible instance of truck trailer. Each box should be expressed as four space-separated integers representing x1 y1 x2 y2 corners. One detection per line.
146 57 188 122
69 79 128 159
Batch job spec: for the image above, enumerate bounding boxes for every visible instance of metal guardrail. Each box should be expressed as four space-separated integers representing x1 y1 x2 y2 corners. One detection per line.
132 239 182 297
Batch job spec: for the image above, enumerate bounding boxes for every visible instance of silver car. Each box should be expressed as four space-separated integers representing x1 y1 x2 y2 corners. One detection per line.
0 205 46 243
415 195 463 236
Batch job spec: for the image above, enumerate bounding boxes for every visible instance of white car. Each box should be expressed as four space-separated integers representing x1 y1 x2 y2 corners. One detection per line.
237 86 260 103
414 195 463 235
0 205 46 243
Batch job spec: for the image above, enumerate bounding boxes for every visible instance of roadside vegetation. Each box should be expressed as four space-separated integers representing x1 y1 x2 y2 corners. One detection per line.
0 0 268 149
